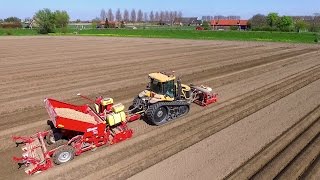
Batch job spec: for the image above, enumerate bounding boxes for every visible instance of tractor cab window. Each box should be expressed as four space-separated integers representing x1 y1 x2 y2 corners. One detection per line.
150 78 162 94
163 80 174 98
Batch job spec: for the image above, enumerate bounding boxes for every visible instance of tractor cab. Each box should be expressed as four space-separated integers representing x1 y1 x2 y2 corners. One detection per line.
148 73 176 98
147 72 191 100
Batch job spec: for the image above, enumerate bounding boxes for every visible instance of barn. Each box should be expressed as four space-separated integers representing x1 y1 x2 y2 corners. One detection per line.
211 19 249 30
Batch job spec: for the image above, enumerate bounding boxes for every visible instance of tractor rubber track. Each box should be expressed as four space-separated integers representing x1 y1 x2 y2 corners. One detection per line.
35 64 320 179
146 101 190 125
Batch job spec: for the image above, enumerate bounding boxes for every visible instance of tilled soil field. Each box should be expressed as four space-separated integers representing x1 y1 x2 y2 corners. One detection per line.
0 36 319 180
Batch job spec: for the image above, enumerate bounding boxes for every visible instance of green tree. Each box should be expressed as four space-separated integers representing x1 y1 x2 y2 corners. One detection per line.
54 10 70 28
35 8 56 34
4 16 21 23
91 17 100 28
276 16 293 31
267 12 279 27
295 20 308 32
249 14 267 29
201 21 210 30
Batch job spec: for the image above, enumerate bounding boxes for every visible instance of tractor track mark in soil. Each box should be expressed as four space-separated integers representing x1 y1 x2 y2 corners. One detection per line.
0 42 213 67
225 104 320 179
201 51 319 87
252 119 320 180
36 66 320 179
184 48 318 82
300 155 320 179
0 44 264 89
0 46 287 100
0 38 225 56
0 44 240 76
274 133 320 179
0 40 183 59
0 44 269 85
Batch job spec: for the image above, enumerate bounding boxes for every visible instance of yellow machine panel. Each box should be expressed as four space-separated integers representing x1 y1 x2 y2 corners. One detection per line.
107 111 126 126
181 84 191 91
101 98 113 106
112 103 125 113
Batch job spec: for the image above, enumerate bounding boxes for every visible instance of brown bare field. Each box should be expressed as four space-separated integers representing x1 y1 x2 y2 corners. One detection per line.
0 36 319 180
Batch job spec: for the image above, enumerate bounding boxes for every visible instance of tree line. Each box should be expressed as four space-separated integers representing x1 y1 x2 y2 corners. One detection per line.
1 8 320 34
0 8 69 34
96 9 183 23
249 13 320 32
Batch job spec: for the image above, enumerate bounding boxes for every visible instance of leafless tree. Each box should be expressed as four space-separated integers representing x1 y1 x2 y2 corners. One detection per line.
100 9 106 21
227 15 240 20
202 16 214 21
164 11 169 22
214 15 226 20
178 11 183 18
131 9 136 23
169 11 174 25
155 11 160 21
160 11 165 22
144 12 148 22
107 8 114 21
137 9 143 22
115 9 122 21
149 11 154 22
173 11 178 18
123 9 129 22
173 11 178 23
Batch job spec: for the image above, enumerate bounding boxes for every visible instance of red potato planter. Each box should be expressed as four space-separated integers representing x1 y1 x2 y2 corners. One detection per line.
13 98 138 175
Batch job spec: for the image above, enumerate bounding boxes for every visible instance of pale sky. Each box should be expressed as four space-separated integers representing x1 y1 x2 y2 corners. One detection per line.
0 0 319 20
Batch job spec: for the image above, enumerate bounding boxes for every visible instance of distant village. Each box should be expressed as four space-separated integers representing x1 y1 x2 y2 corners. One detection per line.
1 8 319 33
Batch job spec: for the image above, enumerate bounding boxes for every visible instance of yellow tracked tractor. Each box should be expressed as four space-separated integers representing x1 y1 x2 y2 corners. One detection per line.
129 72 217 125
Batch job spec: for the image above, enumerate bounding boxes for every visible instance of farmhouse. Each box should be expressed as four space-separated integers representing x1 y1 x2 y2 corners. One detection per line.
211 19 248 30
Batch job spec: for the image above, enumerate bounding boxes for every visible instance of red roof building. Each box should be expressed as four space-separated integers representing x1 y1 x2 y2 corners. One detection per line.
210 19 249 30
